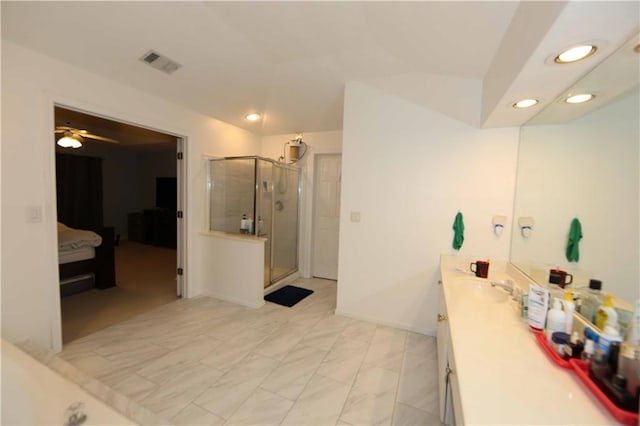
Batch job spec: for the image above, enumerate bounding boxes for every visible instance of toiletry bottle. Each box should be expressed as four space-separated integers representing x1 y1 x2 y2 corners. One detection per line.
578 279 604 323
563 289 575 334
582 337 596 362
618 299 640 399
596 294 618 330
528 284 549 333
613 305 634 339
551 331 570 359
247 215 254 234
240 213 248 233
546 298 567 344
567 331 584 359
598 320 623 361
520 294 529 320
583 327 600 363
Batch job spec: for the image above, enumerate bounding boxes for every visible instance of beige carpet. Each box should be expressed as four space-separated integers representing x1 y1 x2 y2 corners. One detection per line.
61 241 179 344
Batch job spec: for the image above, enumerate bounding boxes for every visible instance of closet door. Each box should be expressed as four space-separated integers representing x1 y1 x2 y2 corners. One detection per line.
312 154 341 280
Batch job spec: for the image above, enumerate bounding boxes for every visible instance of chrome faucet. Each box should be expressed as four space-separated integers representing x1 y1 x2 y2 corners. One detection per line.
490 279 515 294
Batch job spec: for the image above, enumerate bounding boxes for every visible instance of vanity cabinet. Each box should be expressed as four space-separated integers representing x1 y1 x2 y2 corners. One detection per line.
437 280 463 426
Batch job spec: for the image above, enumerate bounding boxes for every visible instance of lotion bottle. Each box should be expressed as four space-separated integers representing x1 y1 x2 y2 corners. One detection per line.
546 298 567 344
563 289 575 334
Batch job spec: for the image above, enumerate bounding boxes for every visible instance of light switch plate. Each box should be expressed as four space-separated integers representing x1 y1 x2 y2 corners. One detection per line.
26 205 42 223
350 211 361 223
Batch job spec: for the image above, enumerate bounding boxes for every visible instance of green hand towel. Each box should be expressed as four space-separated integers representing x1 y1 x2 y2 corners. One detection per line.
452 212 464 250
566 218 582 262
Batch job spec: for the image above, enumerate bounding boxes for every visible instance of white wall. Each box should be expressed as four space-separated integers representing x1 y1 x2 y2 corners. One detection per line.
338 81 519 335
1 40 261 351
261 131 343 278
199 234 265 309
511 90 639 303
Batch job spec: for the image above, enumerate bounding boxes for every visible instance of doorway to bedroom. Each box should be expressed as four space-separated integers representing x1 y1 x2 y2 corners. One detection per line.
54 106 185 344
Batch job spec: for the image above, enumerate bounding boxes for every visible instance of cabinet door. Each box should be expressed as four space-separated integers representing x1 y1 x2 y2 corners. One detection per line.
448 334 464 425
436 282 449 423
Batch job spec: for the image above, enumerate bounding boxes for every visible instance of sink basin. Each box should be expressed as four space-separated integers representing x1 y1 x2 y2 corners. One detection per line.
459 279 509 304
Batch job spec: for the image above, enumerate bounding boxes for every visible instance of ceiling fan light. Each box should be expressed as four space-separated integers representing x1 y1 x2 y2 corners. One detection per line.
57 135 82 148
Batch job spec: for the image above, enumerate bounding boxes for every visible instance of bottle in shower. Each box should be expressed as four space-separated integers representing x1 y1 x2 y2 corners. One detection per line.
240 213 248 233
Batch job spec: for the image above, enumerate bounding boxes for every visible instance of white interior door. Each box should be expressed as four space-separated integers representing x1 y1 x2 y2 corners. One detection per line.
312 154 341 280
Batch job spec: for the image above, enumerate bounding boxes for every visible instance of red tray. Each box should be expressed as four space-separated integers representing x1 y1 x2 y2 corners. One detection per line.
535 332 572 369
569 358 639 426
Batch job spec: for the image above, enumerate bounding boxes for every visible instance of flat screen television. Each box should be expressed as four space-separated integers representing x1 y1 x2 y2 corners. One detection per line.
156 177 177 211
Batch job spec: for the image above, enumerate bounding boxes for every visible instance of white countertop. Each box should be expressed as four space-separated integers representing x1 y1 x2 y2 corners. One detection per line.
440 255 619 425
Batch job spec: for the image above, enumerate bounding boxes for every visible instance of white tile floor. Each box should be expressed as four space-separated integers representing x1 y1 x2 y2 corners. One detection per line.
60 278 442 425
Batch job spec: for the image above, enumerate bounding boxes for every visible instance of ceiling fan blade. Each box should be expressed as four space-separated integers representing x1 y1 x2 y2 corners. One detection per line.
54 129 65 133
82 133 120 144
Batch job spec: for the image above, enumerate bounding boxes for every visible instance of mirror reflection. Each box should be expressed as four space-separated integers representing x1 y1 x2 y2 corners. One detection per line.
511 33 639 307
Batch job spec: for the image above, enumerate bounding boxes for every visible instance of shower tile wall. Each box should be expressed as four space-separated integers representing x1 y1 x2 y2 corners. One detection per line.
210 160 255 233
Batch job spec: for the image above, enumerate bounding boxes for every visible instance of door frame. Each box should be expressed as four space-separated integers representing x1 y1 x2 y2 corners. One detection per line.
176 137 186 297
310 153 342 280
47 96 189 352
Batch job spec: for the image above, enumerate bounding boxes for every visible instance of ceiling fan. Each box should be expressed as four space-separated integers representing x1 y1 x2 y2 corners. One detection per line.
55 126 119 148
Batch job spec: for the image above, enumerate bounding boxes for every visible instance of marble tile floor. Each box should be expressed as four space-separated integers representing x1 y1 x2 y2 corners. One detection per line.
59 278 443 425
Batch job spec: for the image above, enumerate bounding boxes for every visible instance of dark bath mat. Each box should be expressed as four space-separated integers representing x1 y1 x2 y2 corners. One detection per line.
265 285 314 307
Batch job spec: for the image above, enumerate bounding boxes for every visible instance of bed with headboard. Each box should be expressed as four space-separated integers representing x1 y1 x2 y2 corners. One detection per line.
58 222 116 297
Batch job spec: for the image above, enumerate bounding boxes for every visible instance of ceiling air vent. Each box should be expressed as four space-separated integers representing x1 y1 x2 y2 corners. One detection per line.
139 50 182 75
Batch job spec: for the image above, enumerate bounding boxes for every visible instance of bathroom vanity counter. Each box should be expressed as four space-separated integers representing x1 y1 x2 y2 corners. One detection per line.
439 255 619 425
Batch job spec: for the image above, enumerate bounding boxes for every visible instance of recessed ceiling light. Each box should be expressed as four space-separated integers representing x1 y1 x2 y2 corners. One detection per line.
565 93 595 104
554 45 597 63
512 99 539 109
245 113 261 121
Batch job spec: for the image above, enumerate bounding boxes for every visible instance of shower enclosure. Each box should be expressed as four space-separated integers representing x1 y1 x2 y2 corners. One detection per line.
209 156 301 288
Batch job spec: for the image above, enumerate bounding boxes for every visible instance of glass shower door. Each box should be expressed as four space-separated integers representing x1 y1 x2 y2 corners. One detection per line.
270 163 300 283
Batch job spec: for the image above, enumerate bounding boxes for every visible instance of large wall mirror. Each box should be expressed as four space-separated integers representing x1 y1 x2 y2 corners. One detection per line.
511 33 639 307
